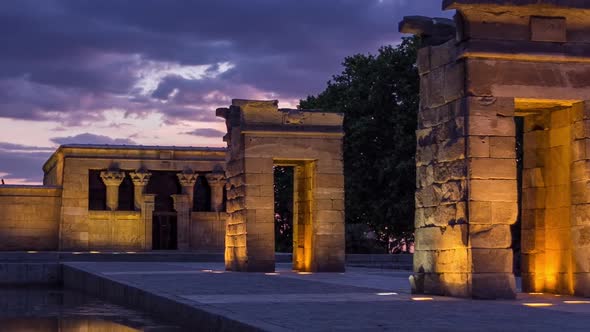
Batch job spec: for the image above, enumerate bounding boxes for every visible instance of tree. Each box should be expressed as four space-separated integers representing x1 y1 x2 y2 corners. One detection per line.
300 37 420 252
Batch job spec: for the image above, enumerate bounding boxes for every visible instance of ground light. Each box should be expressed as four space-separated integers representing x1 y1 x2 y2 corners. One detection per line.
412 297 434 301
523 303 553 307
563 301 590 304
265 272 280 276
376 292 398 296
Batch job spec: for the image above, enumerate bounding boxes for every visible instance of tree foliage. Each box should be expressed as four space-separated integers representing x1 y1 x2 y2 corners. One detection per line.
300 37 420 251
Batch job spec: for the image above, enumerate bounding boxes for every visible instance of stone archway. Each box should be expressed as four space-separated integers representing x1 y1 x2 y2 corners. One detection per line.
217 100 345 272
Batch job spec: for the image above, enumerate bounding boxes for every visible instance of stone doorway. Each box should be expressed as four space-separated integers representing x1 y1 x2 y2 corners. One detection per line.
517 99 580 294
152 212 178 250
274 161 316 271
146 171 182 251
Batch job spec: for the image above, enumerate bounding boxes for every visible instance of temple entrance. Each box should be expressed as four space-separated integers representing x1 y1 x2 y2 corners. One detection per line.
152 212 178 250
146 171 182 251
274 161 315 271
516 99 578 294
274 166 294 254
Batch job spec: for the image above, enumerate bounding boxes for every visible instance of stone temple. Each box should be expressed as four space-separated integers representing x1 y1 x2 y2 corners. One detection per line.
403 0 590 298
0 100 345 273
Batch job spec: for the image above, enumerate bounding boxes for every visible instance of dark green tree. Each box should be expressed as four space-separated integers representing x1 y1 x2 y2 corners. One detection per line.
300 37 420 252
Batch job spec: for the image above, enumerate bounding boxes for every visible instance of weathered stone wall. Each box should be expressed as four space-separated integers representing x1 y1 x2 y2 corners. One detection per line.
219 100 345 272
569 101 590 297
0 186 61 250
407 0 590 299
412 39 472 297
190 212 226 251
87 211 143 250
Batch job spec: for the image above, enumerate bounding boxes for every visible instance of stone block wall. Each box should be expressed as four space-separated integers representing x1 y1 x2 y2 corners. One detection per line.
413 39 518 299
413 40 472 297
87 211 143 250
0 186 61 250
570 101 590 297
190 212 226 251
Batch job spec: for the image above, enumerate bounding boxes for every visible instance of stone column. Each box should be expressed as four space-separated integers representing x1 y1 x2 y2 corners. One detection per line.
172 194 190 250
205 171 226 212
142 194 156 250
100 170 125 211
130 170 152 210
177 171 198 210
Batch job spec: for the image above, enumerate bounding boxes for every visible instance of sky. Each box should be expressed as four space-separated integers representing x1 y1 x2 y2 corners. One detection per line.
0 0 449 184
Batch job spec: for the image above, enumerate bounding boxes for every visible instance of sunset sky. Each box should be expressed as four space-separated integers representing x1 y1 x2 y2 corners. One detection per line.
0 0 449 184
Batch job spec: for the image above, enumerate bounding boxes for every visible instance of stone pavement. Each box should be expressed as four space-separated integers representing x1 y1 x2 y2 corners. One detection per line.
63 262 590 331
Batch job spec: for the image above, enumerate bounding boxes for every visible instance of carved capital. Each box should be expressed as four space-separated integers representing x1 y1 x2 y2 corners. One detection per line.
205 172 226 187
100 170 125 187
177 171 198 187
130 170 152 186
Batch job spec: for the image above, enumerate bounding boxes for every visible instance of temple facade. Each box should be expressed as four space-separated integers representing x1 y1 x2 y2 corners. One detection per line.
0 145 227 252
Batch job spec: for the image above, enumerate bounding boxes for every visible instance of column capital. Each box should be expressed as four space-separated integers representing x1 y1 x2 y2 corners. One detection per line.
130 170 152 186
205 171 226 186
100 170 125 186
177 171 198 187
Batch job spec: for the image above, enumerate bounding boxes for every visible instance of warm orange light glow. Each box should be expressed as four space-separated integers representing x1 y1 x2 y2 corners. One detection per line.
89 251 100 254
563 300 590 304
528 293 544 295
412 297 433 301
523 303 553 307
376 292 398 296
297 272 313 275
126 251 136 254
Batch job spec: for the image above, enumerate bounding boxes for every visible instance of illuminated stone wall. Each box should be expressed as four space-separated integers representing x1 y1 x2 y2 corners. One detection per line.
0 186 61 250
218 100 345 272
190 212 227 251
405 0 590 298
48 146 227 251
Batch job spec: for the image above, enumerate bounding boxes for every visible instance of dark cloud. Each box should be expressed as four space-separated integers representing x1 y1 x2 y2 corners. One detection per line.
183 128 226 138
0 142 53 152
0 0 448 125
0 142 53 183
50 133 136 145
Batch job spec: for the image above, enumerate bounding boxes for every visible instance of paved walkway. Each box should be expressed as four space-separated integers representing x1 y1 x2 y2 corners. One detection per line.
64 262 590 331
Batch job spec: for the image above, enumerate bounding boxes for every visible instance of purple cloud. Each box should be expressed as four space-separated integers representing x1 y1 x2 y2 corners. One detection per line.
50 133 136 145
183 128 225 138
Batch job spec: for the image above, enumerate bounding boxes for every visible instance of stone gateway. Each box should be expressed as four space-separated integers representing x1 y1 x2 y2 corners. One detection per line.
403 0 590 298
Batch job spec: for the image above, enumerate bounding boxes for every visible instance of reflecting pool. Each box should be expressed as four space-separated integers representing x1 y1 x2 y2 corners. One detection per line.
0 288 187 331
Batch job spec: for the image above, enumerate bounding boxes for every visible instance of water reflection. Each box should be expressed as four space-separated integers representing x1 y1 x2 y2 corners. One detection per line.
0 318 138 331
0 288 186 331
